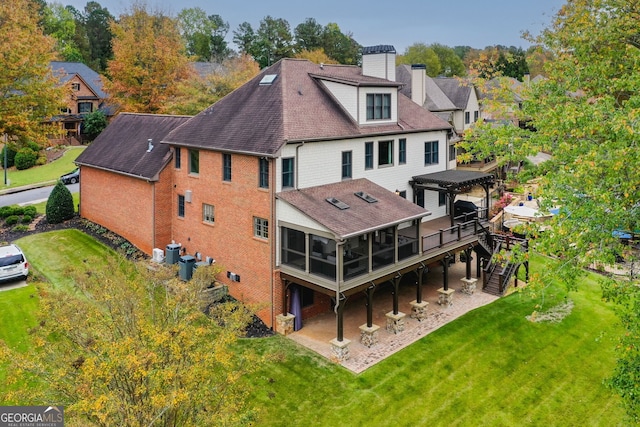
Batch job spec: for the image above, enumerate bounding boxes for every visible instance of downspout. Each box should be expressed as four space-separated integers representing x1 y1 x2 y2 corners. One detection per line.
270 157 276 328
294 142 305 190
152 182 156 249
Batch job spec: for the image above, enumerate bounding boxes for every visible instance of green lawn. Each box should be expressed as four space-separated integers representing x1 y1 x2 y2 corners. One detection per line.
0 232 628 425
1 146 84 189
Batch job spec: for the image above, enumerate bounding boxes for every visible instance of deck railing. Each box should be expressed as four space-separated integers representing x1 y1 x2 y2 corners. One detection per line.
422 219 479 254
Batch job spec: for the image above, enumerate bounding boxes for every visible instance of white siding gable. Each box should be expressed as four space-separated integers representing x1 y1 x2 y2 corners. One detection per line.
321 80 358 121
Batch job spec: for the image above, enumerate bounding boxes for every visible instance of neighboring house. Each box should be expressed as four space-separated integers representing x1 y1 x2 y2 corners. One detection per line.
396 65 489 172
79 45 498 356
75 113 192 254
49 61 114 142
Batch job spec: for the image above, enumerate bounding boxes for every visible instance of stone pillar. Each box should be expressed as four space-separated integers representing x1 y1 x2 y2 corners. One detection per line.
359 324 380 348
386 311 406 334
275 313 295 335
460 277 478 295
410 300 429 321
330 338 351 362
437 287 455 307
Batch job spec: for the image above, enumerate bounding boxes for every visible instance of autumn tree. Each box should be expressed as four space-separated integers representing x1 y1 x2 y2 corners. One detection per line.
0 0 66 145
104 4 194 114
294 48 338 65
462 1 640 420
1 256 263 425
166 54 260 115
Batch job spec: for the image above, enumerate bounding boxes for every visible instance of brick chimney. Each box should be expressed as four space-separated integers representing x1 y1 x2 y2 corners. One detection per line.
411 64 426 106
362 45 396 81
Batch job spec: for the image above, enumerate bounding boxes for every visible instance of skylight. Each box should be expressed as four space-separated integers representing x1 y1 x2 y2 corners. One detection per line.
259 74 278 85
326 197 350 210
354 191 378 203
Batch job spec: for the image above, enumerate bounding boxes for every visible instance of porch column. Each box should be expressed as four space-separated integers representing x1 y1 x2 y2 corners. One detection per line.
476 251 482 277
386 274 406 334
483 183 491 220
438 255 455 307
449 192 456 227
410 264 429 321
275 280 295 335
461 248 478 295
331 293 350 362
360 283 380 348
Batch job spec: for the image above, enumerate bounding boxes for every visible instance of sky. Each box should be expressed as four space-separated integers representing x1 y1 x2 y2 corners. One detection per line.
60 0 567 53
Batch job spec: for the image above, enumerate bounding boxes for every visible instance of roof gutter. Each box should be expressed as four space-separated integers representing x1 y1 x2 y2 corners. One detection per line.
336 211 431 240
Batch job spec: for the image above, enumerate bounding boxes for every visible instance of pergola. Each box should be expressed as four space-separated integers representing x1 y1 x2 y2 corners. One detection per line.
411 170 495 227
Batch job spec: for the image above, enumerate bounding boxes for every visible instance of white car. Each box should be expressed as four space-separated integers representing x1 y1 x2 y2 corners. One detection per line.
0 244 29 282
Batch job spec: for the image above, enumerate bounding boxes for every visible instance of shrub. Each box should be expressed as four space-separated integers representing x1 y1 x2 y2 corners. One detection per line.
21 215 32 224
12 224 29 232
35 156 47 166
46 181 75 224
23 206 36 217
5 215 20 226
1 145 17 168
14 148 38 170
25 140 41 152
0 206 23 218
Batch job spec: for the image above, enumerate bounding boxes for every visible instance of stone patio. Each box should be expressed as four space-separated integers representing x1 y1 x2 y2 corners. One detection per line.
288 260 499 373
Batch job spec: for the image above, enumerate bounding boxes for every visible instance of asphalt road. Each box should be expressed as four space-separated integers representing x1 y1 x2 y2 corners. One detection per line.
0 183 79 207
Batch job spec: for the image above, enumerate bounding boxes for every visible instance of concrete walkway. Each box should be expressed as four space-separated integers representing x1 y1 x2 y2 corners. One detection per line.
288 261 500 373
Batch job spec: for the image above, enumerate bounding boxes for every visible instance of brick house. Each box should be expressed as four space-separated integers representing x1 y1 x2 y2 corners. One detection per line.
50 61 114 142
75 113 192 254
78 46 498 354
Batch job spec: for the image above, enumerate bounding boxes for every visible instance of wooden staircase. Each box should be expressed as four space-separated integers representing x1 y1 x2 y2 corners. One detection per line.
479 232 528 297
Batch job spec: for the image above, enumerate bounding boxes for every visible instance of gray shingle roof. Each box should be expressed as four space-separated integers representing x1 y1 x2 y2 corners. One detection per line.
432 77 473 109
396 65 457 112
50 61 107 99
75 113 192 181
277 178 430 239
163 58 451 156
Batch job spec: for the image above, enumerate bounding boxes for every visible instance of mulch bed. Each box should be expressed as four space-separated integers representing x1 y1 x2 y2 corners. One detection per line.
1 215 274 338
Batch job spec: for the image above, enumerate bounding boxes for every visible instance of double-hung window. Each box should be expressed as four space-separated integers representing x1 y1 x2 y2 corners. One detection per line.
189 149 199 174
254 217 269 239
223 153 232 181
378 140 393 166
177 195 185 218
465 111 471 124
78 102 93 113
282 158 294 188
259 157 269 188
202 203 214 223
342 151 352 179
399 138 406 164
366 93 391 120
174 147 181 169
424 141 439 165
364 142 373 170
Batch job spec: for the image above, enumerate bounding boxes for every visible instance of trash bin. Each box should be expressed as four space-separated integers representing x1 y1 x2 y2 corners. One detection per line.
178 255 196 281
166 243 180 264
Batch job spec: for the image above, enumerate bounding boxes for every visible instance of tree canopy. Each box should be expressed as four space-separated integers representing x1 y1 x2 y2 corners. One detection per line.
0 0 66 145
461 0 640 420
1 256 263 425
104 4 194 114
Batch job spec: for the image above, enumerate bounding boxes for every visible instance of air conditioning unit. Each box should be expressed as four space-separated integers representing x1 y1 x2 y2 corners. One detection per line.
152 248 164 263
185 190 192 203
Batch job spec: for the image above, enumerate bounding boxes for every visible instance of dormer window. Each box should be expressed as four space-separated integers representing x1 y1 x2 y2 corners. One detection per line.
366 94 391 120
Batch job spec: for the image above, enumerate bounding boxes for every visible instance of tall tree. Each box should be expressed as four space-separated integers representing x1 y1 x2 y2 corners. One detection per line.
320 22 360 65
253 16 294 68
41 2 83 61
0 0 66 145
294 17 323 52
396 43 441 76
1 256 262 425
430 43 466 77
232 21 256 56
462 1 640 420
178 8 230 62
83 1 114 72
104 4 194 114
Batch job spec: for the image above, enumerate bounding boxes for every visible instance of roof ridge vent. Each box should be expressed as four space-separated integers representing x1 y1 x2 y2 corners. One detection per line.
326 197 350 210
354 191 378 203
